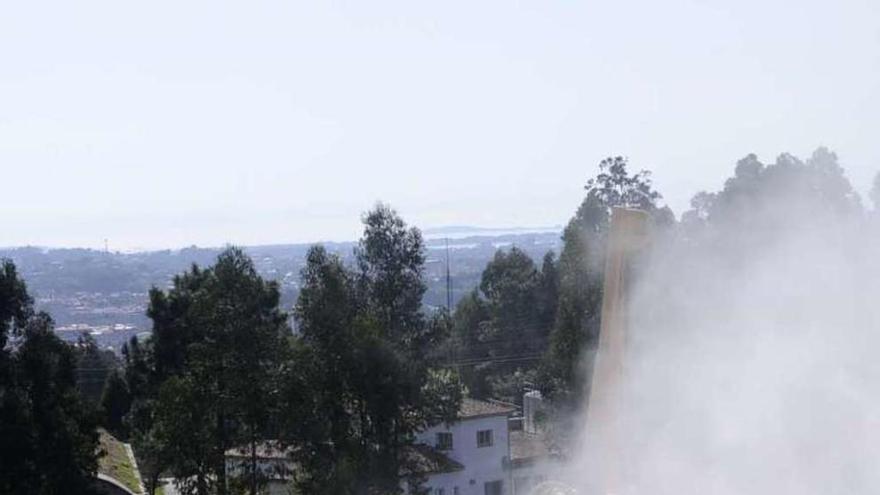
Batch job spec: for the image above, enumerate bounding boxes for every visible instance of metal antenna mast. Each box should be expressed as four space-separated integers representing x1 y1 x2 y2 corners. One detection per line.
445 238 452 311
445 237 460 374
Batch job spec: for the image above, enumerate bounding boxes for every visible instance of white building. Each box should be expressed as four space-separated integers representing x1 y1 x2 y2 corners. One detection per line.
413 398 514 495
412 395 563 495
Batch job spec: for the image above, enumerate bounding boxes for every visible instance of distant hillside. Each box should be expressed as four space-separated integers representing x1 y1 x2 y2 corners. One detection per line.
0 230 562 351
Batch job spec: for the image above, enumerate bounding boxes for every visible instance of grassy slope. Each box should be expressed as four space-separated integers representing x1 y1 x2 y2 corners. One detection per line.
97 429 142 493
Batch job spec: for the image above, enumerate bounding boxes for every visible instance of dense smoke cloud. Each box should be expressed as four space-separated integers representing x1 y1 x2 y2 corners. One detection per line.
569 150 880 494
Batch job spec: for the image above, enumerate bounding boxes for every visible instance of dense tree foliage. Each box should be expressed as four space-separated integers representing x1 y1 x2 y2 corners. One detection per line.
117 248 289 495
112 206 461 495
681 148 862 248
446 158 669 409
281 204 462 494
100 368 131 439
448 247 557 402
0 260 100 494
75 332 118 407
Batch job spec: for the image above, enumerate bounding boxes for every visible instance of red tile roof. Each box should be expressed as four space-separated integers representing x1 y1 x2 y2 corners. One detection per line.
458 398 516 419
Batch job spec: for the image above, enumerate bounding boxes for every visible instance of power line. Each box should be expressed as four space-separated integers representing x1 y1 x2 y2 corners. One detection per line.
438 352 545 368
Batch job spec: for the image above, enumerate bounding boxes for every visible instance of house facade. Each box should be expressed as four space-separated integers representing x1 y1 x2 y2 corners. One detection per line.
413 394 564 495
413 398 514 495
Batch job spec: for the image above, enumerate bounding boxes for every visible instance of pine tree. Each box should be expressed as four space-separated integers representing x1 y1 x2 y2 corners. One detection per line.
0 260 100 494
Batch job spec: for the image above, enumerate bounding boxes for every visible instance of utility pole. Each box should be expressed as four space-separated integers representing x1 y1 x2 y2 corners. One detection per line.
445 238 452 311
445 237 460 375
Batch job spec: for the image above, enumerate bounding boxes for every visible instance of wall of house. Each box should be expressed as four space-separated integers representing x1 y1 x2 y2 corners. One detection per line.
415 415 510 495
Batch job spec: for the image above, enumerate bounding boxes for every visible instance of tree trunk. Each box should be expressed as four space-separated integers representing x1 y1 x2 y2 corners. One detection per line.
250 427 257 495
197 472 208 495
148 471 159 495
216 411 228 495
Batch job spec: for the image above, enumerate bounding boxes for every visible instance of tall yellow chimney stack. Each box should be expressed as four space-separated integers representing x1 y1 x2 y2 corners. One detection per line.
585 207 650 495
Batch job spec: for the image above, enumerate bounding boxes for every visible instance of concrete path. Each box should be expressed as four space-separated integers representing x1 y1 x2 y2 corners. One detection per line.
158 478 179 495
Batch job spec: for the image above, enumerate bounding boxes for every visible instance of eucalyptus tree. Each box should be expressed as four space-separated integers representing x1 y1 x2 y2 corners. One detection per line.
282 205 462 494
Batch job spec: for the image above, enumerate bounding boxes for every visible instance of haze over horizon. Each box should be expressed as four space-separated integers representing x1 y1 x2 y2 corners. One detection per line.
1 223 564 252
3 0 880 250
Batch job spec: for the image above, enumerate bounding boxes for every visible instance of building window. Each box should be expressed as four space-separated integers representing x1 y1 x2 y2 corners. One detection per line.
453 487 460 495
477 429 493 447
484 480 503 495
436 431 453 450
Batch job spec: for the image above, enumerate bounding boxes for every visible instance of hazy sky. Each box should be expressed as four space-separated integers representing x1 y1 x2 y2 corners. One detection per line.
2 0 879 250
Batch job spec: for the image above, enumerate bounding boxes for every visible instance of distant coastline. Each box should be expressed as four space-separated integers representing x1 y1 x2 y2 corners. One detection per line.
422 225 562 240
1 225 563 254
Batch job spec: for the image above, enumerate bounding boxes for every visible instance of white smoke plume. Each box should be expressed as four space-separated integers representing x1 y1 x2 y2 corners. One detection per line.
567 153 880 494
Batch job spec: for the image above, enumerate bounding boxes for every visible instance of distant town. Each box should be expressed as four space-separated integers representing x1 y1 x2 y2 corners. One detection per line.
1 227 561 353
